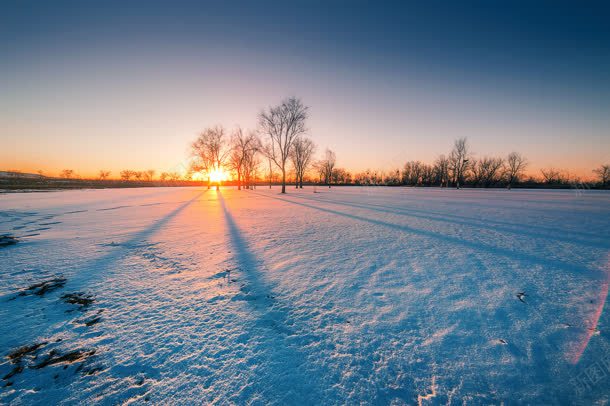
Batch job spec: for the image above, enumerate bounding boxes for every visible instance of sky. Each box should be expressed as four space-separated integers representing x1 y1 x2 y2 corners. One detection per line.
1 0 609 179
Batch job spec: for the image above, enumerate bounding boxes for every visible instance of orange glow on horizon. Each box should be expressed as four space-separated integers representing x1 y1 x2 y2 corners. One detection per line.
191 169 230 183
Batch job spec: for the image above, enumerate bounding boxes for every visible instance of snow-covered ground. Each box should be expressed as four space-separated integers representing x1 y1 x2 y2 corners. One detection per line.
1 186 609 405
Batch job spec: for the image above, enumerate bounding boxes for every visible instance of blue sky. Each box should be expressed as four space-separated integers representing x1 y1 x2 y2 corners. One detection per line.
1 1 609 177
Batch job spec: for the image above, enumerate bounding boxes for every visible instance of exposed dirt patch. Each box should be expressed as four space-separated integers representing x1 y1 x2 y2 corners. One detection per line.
19 277 67 296
84 316 102 327
61 292 94 309
7 342 48 363
32 349 96 369
2 341 48 381
0 235 19 247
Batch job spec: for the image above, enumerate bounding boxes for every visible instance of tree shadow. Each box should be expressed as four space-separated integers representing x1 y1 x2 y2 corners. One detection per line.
288 193 609 249
255 192 606 280
68 190 206 287
325 187 610 218
218 191 328 403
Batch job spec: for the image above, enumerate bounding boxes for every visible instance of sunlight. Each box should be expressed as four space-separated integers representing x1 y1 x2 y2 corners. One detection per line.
192 169 230 183
209 169 229 183
191 172 206 181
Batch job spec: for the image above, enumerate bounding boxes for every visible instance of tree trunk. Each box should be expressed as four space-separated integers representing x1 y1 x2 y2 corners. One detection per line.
207 177 211 189
268 159 272 189
281 168 286 193
237 172 241 190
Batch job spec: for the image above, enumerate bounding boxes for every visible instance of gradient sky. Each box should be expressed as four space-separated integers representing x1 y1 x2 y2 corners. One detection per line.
1 0 609 178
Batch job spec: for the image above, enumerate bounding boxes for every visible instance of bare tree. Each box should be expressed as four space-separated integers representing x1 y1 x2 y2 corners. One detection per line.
98 170 111 180
384 169 401 186
259 97 308 193
120 170 135 181
259 143 275 189
228 128 260 190
168 172 181 181
433 155 450 187
449 138 470 189
191 126 230 190
471 157 504 188
505 152 527 189
310 160 321 183
402 161 426 186
243 146 261 190
61 169 74 179
290 136 316 189
145 169 155 182
159 172 169 182
267 155 274 189
540 167 563 184
593 164 610 186
133 171 143 181
332 168 352 184
320 149 336 187
421 164 434 185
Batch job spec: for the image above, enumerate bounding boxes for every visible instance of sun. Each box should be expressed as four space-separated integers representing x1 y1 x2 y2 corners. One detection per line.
209 169 228 183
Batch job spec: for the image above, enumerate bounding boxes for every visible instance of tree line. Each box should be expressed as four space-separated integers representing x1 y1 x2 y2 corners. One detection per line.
52 96 609 190
187 97 609 190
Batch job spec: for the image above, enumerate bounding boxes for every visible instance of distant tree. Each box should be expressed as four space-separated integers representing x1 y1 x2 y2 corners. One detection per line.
228 127 260 190
320 149 336 188
540 168 563 184
421 164 434 185
433 155 450 187
449 138 470 188
312 160 324 184
290 136 316 189
505 152 528 189
371 170 382 185
133 171 143 181
120 170 136 181
242 146 261 190
191 126 229 190
471 157 504 188
145 169 155 181
159 172 169 181
168 172 181 181
330 167 351 185
98 170 111 180
384 168 401 186
259 97 308 193
60 169 74 179
266 153 274 189
593 164 610 186
402 161 426 186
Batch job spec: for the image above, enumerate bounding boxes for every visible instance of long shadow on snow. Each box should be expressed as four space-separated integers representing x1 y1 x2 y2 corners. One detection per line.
308 188 610 238
289 193 610 249
68 190 206 287
323 187 610 218
218 192 328 403
254 192 605 280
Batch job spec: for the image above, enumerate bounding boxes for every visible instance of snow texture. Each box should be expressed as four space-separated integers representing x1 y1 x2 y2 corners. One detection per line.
1 186 609 405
